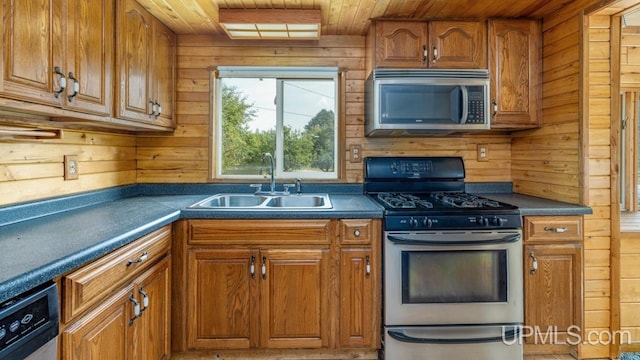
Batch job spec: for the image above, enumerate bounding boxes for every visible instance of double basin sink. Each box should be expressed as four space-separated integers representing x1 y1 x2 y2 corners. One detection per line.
189 193 332 210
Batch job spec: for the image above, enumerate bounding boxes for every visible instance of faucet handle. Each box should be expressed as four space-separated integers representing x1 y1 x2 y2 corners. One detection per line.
283 183 296 195
249 184 263 193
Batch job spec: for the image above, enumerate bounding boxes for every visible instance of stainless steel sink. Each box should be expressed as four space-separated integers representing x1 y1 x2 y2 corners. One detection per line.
265 195 328 208
188 193 332 210
194 194 270 208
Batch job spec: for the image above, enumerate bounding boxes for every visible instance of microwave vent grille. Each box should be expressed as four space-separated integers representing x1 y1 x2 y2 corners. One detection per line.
372 69 489 80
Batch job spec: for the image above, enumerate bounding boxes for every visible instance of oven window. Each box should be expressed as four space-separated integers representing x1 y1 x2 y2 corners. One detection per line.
402 250 507 303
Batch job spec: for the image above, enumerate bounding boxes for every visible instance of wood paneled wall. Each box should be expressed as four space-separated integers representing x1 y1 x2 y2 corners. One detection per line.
621 26 640 90
137 34 512 184
0 123 136 206
513 0 611 358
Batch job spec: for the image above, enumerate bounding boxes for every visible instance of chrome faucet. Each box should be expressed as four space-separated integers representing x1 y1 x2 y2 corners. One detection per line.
295 178 302 194
262 152 275 194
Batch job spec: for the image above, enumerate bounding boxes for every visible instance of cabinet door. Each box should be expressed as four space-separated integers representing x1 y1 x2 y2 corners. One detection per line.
63 0 113 116
151 20 176 128
259 249 328 349
62 286 134 360
429 21 486 69
374 21 428 68
134 257 171 360
489 19 541 129
0 0 61 106
340 248 375 348
116 0 153 122
524 244 582 344
187 249 258 349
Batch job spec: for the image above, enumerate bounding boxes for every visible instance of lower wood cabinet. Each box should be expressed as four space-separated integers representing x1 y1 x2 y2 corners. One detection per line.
61 226 172 360
523 216 582 355
174 218 381 355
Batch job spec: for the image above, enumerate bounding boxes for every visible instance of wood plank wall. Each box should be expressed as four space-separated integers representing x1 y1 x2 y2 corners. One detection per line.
137 35 512 184
514 0 611 358
619 24 640 353
0 124 136 206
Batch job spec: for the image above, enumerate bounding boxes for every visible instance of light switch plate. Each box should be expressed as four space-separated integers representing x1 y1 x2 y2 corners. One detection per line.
477 144 489 162
350 144 363 163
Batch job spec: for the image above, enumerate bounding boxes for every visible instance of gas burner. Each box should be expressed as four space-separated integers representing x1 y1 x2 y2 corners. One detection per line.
377 193 433 209
431 192 501 208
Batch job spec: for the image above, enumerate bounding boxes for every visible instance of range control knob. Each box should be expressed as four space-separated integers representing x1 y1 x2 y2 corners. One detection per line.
476 216 489 227
409 217 419 229
491 217 506 227
423 217 433 228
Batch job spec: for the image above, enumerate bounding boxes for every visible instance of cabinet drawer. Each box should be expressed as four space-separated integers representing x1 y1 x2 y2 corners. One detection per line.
524 216 582 243
188 219 332 246
340 219 374 245
62 225 171 323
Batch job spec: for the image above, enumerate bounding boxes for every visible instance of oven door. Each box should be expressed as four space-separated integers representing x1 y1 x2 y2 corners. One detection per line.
384 230 523 326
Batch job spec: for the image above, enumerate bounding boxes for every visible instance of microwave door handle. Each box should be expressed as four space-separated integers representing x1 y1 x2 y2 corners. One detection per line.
459 85 469 124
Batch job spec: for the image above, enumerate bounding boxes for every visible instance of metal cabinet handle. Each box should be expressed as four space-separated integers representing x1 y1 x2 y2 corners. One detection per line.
492 100 498 117
354 229 360 237
149 99 157 116
529 251 538 275
126 251 148 266
129 294 140 326
544 226 568 233
54 66 66 98
261 256 267 280
250 255 256 278
67 72 79 101
432 46 438 64
422 45 427 64
155 101 162 117
138 287 149 311
365 255 371 278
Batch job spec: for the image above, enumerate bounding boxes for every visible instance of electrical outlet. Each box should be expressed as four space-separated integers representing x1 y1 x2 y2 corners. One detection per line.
350 144 363 163
64 155 79 180
477 144 489 162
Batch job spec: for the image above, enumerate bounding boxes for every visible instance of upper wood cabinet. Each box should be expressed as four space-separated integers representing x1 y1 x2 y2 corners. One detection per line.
368 20 486 70
489 19 541 129
116 0 176 128
0 0 114 116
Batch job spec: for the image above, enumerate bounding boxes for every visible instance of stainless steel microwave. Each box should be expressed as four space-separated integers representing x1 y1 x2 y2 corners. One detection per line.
365 69 490 136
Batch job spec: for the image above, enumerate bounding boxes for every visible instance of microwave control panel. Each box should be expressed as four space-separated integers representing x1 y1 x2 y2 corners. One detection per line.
466 86 485 124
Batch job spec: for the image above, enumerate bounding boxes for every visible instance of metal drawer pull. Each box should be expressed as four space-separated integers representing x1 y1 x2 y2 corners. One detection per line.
529 251 538 275
544 226 568 233
261 256 267 280
126 251 148 266
354 229 360 237
54 66 66 98
365 255 371 278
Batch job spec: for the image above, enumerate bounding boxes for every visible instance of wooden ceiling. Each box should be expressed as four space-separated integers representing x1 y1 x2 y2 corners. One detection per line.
134 0 588 36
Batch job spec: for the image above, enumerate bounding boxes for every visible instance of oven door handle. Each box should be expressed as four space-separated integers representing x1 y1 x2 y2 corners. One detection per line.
387 328 520 344
387 233 521 245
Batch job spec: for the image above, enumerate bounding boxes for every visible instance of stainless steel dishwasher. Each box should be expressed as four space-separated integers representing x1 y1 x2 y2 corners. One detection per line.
0 282 59 359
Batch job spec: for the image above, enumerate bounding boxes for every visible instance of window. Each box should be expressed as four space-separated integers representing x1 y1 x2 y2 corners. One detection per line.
213 67 339 180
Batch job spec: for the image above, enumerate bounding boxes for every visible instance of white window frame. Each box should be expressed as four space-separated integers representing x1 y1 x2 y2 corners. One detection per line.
213 66 340 180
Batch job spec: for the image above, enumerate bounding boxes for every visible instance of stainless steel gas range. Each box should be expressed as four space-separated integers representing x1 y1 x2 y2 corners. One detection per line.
364 157 524 360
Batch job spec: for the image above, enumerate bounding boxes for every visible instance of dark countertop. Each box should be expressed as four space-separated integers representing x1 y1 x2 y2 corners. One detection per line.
0 189 383 304
0 183 591 304
473 193 593 216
